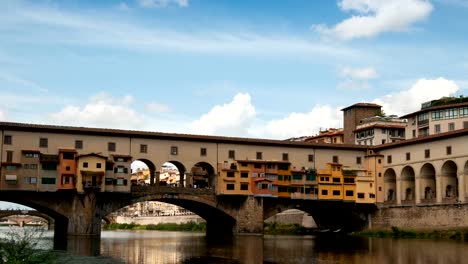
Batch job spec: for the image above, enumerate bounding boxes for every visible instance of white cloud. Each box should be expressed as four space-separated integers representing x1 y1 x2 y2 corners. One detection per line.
313 0 433 40
188 93 256 136
138 0 189 8
146 102 170 113
49 92 145 129
250 105 343 139
373 77 460 116
0 109 6 121
340 66 378 80
0 3 358 59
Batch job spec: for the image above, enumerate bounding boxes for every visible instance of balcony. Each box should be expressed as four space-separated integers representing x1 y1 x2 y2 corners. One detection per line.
417 119 429 128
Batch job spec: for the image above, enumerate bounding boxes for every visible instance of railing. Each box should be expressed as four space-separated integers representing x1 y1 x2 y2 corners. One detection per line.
131 186 215 196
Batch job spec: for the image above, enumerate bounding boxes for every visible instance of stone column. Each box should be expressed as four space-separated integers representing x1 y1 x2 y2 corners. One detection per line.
396 178 402 205
154 171 160 187
415 176 421 204
458 171 465 203
235 196 264 233
436 175 442 203
65 191 102 235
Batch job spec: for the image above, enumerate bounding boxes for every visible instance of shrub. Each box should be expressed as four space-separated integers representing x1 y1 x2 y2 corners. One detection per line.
0 227 56 263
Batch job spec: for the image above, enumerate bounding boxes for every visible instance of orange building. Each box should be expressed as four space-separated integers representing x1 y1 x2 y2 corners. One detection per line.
58 149 77 190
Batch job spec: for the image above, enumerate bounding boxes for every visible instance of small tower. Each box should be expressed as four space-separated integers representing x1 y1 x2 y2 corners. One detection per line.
341 103 382 144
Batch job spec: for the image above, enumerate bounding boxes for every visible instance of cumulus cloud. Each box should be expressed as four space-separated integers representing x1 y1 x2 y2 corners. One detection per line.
373 77 460 116
138 0 188 8
189 93 256 136
251 105 343 139
313 0 433 40
340 66 378 80
146 102 170 113
0 109 6 121
49 92 145 129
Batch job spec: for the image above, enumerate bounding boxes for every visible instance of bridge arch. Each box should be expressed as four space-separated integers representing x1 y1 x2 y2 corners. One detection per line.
161 160 186 187
189 162 216 189
401 166 415 202
420 163 436 201
133 158 157 185
383 168 396 202
441 160 458 199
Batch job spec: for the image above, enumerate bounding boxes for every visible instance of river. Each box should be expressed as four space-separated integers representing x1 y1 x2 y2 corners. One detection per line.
2 228 468 263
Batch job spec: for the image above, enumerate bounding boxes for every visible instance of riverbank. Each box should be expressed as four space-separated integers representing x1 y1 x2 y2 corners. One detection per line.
103 221 206 232
355 226 468 242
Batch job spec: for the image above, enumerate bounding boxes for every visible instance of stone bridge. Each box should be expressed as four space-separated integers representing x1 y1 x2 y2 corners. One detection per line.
0 209 51 227
0 187 376 244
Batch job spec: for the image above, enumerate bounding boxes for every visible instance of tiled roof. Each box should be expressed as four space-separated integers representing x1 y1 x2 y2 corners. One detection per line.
341 103 382 111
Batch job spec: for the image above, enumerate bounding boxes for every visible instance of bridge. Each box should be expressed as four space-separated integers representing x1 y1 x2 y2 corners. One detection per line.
0 209 51 227
1 121 468 246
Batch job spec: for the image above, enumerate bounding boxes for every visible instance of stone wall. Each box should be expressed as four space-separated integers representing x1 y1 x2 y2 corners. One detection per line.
370 204 468 230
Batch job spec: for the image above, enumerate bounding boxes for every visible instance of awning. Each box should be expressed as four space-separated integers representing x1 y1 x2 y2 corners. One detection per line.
5 175 17 181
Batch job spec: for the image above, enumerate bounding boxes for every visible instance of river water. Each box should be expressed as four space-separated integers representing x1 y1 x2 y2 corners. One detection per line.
2 228 468 263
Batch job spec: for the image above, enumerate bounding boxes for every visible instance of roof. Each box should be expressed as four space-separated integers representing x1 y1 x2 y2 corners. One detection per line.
0 121 369 151
59 148 77 153
353 124 406 132
373 128 468 150
76 153 108 159
400 101 468 118
341 103 382 111
304 129 344 142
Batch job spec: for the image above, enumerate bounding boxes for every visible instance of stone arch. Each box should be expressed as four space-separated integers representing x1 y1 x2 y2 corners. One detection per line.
383 168 396 202
401 166 415 202
133 158 157 185
188 162 216 189
161 160 186 187
420 163 436 200
441 160 458 199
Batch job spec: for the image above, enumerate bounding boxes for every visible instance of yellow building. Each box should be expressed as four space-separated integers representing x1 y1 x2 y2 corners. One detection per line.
76 153 107 193
275 161 291 198
318 163 344 201
217 161 251 195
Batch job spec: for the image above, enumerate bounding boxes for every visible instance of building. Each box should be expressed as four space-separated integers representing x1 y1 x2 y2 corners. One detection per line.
402 96 468 139
342 103 382 144
304 128 344 144
354 116 406 145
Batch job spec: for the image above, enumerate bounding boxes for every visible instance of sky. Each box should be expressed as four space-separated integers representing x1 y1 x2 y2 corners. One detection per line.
1 0 468 141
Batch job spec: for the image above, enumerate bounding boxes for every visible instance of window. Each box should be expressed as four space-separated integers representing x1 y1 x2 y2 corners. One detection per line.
378 187 382 191
278 175 283 181
293 174 302 180
6 165 16 171
41 177 56 184
306 175 316 181
345 190 354 196
254 163 262 169
461 107 468 117
62 152 74 160
308 154 314 162
445 108 458 119
432 110 444 120
332 190 340 196
378 159 381 164
226 184 235 190
406 152 411 161
116 179 127 186
412 129 416 138
228 150 235 159
140 144 147 153
387 155 392 164
66 166 70 171
6 151 13 163
321 189 328 195
42 163 56 170
241 172 248 178
83 162 88 168
171 146 178 155
357 193 365 199
39 138 48 148
240 183 249 191
105 178 113 185
227 172 235 178
381 128 386 134
256 152 262 160
448 122 455 131
332 156 339 163
282 153 289 161
332 177 340 183
344 178 354 183
24 153 39 158
200 148 207 156
3 135 12 145
446 146 452 155
106 163 113 171
356 157 362 164
108 142 116 152
369 193 376 198
75 140 83 149
96 163 102 169
381 139 386 144
425 149 430 158
267 163 275 169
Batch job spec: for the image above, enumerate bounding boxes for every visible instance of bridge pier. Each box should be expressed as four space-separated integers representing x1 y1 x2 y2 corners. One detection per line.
234 196 264 234
63 191 102 235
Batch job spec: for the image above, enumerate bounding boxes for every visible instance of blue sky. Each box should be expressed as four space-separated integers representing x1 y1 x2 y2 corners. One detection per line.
0 0 468 139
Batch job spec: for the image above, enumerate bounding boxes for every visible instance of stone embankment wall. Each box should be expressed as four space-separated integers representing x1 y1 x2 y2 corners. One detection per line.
370 204 468 230
265 209 317 228
116 215 205 225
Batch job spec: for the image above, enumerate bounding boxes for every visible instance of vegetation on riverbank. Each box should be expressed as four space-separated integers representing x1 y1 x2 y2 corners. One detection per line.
0 227 57 263
355 226 468 242
263 223 312 235
103 221 206 232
